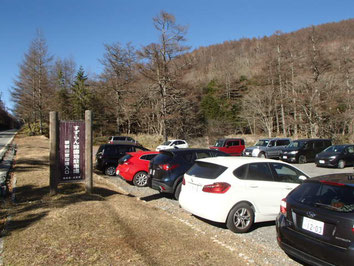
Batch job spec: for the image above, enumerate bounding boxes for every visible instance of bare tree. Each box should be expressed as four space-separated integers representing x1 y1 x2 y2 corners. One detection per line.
100 43 136 133
137 10 190 140
11 31 52 134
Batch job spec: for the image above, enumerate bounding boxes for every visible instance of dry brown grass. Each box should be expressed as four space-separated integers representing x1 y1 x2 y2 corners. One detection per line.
0 133 243 265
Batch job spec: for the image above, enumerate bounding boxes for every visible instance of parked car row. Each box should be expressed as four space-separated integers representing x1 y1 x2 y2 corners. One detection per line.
95 136 354 265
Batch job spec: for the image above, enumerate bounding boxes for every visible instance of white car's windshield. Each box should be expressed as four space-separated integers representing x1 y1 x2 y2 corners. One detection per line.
255 140 269 146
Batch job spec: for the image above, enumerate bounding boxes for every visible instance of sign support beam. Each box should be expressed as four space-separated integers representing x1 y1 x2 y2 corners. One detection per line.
49 111 59 195
85 110 93 193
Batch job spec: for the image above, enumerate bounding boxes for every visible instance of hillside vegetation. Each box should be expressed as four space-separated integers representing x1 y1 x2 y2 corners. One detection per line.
11 13 354 142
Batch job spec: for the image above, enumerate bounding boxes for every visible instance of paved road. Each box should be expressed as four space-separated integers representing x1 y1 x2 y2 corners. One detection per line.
0 129 17 159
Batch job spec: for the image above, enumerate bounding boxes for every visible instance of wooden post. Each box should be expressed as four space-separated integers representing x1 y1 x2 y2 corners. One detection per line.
49 111 59 195
85 110 93 193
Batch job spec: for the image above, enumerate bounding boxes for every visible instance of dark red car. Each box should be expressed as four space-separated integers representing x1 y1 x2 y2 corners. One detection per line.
209 138 245 156
116 151 159 187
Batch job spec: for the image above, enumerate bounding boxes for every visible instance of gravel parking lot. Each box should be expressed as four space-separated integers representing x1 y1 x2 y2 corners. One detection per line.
98 160 353 265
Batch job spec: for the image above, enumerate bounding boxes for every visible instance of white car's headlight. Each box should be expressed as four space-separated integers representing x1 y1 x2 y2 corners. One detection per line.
252 149 260 156
290 151 298 154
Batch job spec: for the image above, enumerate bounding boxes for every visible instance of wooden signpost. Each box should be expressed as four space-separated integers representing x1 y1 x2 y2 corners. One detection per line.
49 110 93 194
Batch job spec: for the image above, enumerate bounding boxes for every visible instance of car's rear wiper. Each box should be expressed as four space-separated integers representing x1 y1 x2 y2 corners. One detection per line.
314 202 342 211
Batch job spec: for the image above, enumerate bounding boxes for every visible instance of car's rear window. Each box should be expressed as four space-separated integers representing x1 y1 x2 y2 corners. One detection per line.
153 152 174 164
186 162 227 179
118 154 132 164
290 182 354 213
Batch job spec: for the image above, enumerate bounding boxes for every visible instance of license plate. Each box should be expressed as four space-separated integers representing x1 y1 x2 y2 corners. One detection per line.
319 160 325 164
302 217 324 235
283 155 287 159
188 182 201 192
246 152 250 155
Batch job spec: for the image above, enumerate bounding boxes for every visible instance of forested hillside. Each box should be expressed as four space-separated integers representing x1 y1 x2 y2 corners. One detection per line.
0 95 17 130
11 14 354 142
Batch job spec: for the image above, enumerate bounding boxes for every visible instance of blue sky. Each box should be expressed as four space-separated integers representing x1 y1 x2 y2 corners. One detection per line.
1 0 353 112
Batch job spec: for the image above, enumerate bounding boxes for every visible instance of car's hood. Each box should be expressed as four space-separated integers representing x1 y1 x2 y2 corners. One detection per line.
245 146 262 150
282 147 300 152
317 151 341 158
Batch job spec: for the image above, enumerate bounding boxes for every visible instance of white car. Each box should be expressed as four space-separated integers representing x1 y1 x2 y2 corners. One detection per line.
179 157 309 233
156 139 189 151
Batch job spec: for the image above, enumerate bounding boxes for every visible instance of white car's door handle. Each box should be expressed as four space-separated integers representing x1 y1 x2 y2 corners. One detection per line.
285 187 293 190
249 185 259 188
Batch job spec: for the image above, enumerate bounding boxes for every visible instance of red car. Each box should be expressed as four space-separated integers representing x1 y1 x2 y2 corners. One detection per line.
116 151 159 187
209 138 245 156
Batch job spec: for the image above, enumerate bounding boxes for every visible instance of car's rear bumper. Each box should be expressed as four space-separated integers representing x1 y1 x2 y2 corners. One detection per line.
276 214 353 266
179 186 229 223
151 178 173 193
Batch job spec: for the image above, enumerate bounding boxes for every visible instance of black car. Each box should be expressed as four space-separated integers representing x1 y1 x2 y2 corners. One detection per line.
315 144 354 169
276 173 354 266
281 138 332 164
95 143 149 176
149 148 228 199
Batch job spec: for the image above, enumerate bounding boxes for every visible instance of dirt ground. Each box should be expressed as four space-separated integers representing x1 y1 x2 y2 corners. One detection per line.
0 134 247 265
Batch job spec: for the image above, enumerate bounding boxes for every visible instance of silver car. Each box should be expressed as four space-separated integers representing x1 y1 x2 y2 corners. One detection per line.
243 138 291 159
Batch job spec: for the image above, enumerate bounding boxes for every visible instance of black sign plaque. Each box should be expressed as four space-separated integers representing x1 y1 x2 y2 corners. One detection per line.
59 121 85 182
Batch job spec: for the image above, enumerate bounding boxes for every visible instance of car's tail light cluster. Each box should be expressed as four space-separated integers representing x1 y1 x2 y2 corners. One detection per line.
280 198 287 214
202 182 230 193
182 177 185 185
320 180 345 186
159 164 179 171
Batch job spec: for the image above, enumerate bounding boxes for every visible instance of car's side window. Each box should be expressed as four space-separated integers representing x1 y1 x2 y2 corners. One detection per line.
271 163 305 184
233 164 248 179
347 146 354 154
182 152 194 162
104 146 115 155
141 154 155 161
314 141 323 149
245 163 273 181
196 152 209 159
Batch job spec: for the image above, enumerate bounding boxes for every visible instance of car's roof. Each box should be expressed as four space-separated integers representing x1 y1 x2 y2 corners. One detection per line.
127 151 159 156
195 156 281 167
100 142 143 147
160 148 223 154
292 138 331 141
217 138 244 140
308 173 354 186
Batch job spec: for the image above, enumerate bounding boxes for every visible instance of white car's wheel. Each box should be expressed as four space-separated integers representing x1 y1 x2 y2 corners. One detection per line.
227 203 254 233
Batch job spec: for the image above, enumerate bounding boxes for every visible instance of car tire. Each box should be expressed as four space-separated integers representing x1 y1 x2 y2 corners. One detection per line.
298 155 307 164
133 171 148 187
337 160 345 169
258 152 266 158
174 182 182 200
105 165 116 176
226 203 254 233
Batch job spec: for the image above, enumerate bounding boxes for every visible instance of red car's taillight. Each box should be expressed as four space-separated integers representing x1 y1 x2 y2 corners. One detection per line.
159 164 179 171
280 198 287 214
202 182 230 193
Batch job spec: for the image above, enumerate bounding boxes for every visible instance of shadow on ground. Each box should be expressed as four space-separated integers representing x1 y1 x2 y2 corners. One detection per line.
1 183 126 237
